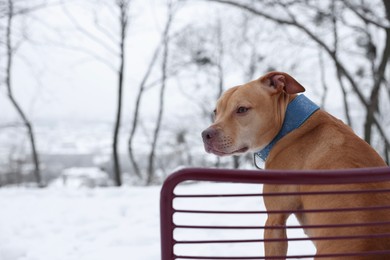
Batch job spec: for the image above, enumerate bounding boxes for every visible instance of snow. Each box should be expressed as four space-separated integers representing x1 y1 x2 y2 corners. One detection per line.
0 182 314 260
0 187 161 260
61 167 108 178
50 167 112 188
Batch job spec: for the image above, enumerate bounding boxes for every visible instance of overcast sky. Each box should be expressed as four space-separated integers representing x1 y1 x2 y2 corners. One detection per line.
0 0 354 128
1 0 185 123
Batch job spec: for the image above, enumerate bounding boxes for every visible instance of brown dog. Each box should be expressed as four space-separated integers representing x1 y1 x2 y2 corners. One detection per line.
202 71 390 259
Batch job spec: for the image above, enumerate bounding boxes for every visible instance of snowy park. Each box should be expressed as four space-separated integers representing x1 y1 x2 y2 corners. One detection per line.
1 0 389 260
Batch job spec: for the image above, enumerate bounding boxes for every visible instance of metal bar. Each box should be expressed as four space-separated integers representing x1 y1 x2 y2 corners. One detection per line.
160 173 177 260
174 205 390 214
165 167 390 186
175 221 390 230
175 250 390 259
175 232 390 244
174 188 390 198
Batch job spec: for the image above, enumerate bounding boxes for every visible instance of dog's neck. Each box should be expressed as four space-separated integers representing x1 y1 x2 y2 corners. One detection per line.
255 94 320 161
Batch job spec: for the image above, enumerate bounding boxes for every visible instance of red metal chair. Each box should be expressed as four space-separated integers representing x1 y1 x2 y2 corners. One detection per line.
160 167 390 259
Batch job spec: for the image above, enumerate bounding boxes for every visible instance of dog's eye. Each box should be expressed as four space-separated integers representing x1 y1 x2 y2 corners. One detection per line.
236 107 249 114
212 109 217 120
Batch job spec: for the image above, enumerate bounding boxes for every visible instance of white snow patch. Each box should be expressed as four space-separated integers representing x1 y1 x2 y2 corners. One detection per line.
0 187 160 260
0 183 314 260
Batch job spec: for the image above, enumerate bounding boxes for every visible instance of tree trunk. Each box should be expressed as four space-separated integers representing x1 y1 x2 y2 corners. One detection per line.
364 1 390 144
146 0 173 185
6 0 42 186
112 1 128 186
128 45 161 180
112 61 123 186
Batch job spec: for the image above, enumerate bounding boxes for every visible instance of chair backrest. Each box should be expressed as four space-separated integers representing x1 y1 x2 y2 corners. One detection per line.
160 167 390 259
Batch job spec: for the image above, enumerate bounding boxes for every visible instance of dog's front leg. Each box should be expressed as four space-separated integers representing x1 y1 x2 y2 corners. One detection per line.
263 184 298 260
264 214 288 259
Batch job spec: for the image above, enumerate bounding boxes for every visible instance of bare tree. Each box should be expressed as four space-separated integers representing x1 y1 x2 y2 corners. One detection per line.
127 1 193 182
329 0 351 126
146 0 175 185
127 45 161 180
61 0 131 186
344 0 390 146
3 0 44 186
112 0 130 186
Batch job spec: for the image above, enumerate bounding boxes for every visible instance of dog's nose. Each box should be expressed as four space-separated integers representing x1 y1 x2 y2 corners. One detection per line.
202 128 217 142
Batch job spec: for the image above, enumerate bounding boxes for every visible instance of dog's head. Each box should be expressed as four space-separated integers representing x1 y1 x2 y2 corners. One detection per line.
201 71 305 156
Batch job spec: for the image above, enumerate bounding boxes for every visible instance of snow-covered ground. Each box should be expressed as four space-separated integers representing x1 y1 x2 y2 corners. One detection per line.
0 182 314 260
0 186 161 260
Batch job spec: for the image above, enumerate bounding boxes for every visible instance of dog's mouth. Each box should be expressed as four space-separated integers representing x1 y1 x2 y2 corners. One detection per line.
205 145 249 156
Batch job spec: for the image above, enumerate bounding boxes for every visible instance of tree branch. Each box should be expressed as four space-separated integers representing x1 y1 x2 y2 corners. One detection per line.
343 1 390 29
5 0 42 186
49 42 118 71
61 0 120 57
147 0 175 184
128 44 162 180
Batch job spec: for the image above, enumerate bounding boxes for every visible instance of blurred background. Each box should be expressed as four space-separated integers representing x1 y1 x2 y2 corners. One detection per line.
1 0 389 188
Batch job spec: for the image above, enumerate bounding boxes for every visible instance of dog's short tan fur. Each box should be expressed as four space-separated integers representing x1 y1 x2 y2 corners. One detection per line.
202 71 390 259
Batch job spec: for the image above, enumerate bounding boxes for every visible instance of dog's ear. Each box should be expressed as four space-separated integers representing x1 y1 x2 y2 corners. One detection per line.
260 71 305 94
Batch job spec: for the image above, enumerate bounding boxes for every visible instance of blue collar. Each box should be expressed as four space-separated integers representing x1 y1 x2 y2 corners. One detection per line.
255 94 320 161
